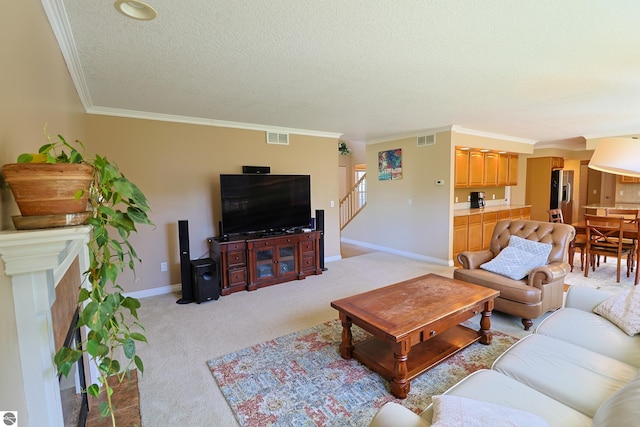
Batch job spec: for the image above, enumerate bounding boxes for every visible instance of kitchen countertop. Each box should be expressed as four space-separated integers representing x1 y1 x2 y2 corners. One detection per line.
583 204 640 210
453 204 531 216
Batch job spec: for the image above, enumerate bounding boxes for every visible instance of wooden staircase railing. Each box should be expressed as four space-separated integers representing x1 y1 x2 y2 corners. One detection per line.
340 173 367 230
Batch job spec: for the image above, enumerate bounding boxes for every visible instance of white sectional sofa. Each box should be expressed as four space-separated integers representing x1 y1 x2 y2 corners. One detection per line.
369 286 640 427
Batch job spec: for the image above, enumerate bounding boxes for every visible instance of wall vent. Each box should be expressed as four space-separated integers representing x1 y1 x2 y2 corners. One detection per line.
417 134 436 147
266 132 289 145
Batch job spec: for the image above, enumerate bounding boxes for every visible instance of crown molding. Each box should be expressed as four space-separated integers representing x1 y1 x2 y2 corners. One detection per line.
366 126 454 145
451 126 537 145
41 0 93 110
87 107 343 138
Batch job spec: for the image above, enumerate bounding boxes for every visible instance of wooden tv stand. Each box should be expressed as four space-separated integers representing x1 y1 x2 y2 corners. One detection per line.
208 231 322 296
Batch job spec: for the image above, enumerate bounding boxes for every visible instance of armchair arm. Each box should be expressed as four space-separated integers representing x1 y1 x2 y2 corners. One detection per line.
457 250 493 270
527 262 571 288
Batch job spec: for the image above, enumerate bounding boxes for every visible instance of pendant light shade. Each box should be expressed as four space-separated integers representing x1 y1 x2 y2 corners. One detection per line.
588 138 640 178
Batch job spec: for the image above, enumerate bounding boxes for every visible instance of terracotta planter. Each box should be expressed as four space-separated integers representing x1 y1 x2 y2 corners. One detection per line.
1 163 94 216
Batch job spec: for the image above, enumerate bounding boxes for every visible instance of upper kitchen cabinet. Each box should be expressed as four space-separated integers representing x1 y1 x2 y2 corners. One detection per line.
498 153 519 186
619 175 640 183
455 148 519 188
468 151 485 187
455 149 470 187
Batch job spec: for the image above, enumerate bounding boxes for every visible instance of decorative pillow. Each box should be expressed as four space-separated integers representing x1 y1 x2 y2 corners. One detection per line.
593 287 640 336
430 395 550 427
480 246 547 280
508 235 553 260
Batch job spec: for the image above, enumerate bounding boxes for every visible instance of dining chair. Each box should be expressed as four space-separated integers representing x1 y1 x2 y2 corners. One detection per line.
584 214 635 283
605 208 639 273
548 208 586 271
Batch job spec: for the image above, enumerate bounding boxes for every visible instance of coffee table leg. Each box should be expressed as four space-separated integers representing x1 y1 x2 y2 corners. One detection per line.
479 300 494 345
338 313 354 359
391 341 410 399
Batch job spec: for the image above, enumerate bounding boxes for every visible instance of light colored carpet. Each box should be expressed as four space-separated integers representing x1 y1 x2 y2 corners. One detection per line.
136 250 625 426
564 253 636 293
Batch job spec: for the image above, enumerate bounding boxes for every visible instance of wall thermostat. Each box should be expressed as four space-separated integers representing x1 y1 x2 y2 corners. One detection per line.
435 179 445 186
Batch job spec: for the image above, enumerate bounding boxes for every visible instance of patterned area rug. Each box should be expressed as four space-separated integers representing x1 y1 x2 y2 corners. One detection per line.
207 319 517 426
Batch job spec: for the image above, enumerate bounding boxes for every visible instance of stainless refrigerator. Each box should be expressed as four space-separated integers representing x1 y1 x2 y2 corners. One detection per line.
560 170 574 224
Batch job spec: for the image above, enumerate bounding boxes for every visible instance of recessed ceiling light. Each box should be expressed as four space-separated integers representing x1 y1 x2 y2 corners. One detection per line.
114 0 157 21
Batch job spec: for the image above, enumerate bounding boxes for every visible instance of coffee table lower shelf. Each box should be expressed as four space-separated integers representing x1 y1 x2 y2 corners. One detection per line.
352 324 480 382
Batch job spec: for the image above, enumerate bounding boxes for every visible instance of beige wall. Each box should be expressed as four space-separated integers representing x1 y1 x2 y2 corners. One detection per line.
82 115 340 292
342 131 454 263
342 130 537 264
0 2 90 422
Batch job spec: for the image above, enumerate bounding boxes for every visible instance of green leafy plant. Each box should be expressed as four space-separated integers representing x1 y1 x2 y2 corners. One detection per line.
338 140 351 155
20 130 154 425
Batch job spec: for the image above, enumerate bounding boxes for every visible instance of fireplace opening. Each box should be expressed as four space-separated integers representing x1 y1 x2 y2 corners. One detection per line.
59 308 89 427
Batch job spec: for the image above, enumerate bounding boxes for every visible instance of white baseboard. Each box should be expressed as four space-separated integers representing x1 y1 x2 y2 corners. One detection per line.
125 283 181 299
340 237 450 266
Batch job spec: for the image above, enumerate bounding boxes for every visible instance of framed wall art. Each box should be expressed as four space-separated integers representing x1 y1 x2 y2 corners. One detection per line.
378 148 402 180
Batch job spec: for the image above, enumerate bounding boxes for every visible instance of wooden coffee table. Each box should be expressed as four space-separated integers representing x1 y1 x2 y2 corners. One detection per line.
330 273 499 398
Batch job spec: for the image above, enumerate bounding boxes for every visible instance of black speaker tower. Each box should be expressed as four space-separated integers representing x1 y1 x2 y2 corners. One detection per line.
315 209 327 271
177 220 194 304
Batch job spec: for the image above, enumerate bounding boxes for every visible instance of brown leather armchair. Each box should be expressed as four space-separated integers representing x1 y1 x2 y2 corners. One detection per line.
453 219 576 330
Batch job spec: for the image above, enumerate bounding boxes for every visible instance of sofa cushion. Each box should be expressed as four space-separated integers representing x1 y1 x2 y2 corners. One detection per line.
592 371 640 427
535 307 640 368
593 287 640 336
492 334 637 417
480 246 548 280
420 370 591 427
431 395 550 427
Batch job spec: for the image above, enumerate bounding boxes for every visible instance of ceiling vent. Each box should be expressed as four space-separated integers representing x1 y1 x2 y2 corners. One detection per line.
417 134 436 147
266 132 289 145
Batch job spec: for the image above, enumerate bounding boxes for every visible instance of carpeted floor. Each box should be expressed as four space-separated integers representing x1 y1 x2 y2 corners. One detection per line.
207 319 518 427
136 250 628 426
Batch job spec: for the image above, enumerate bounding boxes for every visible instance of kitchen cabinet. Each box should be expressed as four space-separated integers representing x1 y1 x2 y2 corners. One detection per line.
484 152 499 186
468 213 483 251
453 216 468 266
508 154 519 185
452 207 531 265
455 149 470 187
619 175 640 183
468 151 485 187
482 212 497 249
456 149 518 188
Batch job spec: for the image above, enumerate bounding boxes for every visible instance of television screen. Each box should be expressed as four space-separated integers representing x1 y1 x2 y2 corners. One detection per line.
220 174 311 236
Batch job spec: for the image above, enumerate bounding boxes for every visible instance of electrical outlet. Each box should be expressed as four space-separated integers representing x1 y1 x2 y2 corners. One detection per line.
620 190 624 196
161 262 168 272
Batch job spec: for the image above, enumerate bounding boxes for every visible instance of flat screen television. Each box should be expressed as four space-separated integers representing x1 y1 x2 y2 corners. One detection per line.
220 174 311 236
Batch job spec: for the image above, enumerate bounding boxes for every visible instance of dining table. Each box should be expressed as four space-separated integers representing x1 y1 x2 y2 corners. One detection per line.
570 219 640 285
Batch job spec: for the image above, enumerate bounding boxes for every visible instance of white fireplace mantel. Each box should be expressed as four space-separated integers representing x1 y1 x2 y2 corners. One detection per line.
0 226 90 427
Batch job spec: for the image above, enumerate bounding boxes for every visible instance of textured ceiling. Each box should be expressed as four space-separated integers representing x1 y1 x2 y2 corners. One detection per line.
46 1 640 146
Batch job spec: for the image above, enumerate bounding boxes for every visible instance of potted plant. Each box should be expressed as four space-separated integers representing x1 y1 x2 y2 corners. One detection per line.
2 129 154 425
338 141 352 155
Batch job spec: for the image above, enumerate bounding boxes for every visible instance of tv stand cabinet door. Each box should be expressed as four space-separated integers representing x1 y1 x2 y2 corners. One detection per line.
247 236 299 290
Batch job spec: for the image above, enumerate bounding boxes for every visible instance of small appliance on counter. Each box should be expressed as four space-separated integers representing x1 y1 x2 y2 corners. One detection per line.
470 191 486 208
